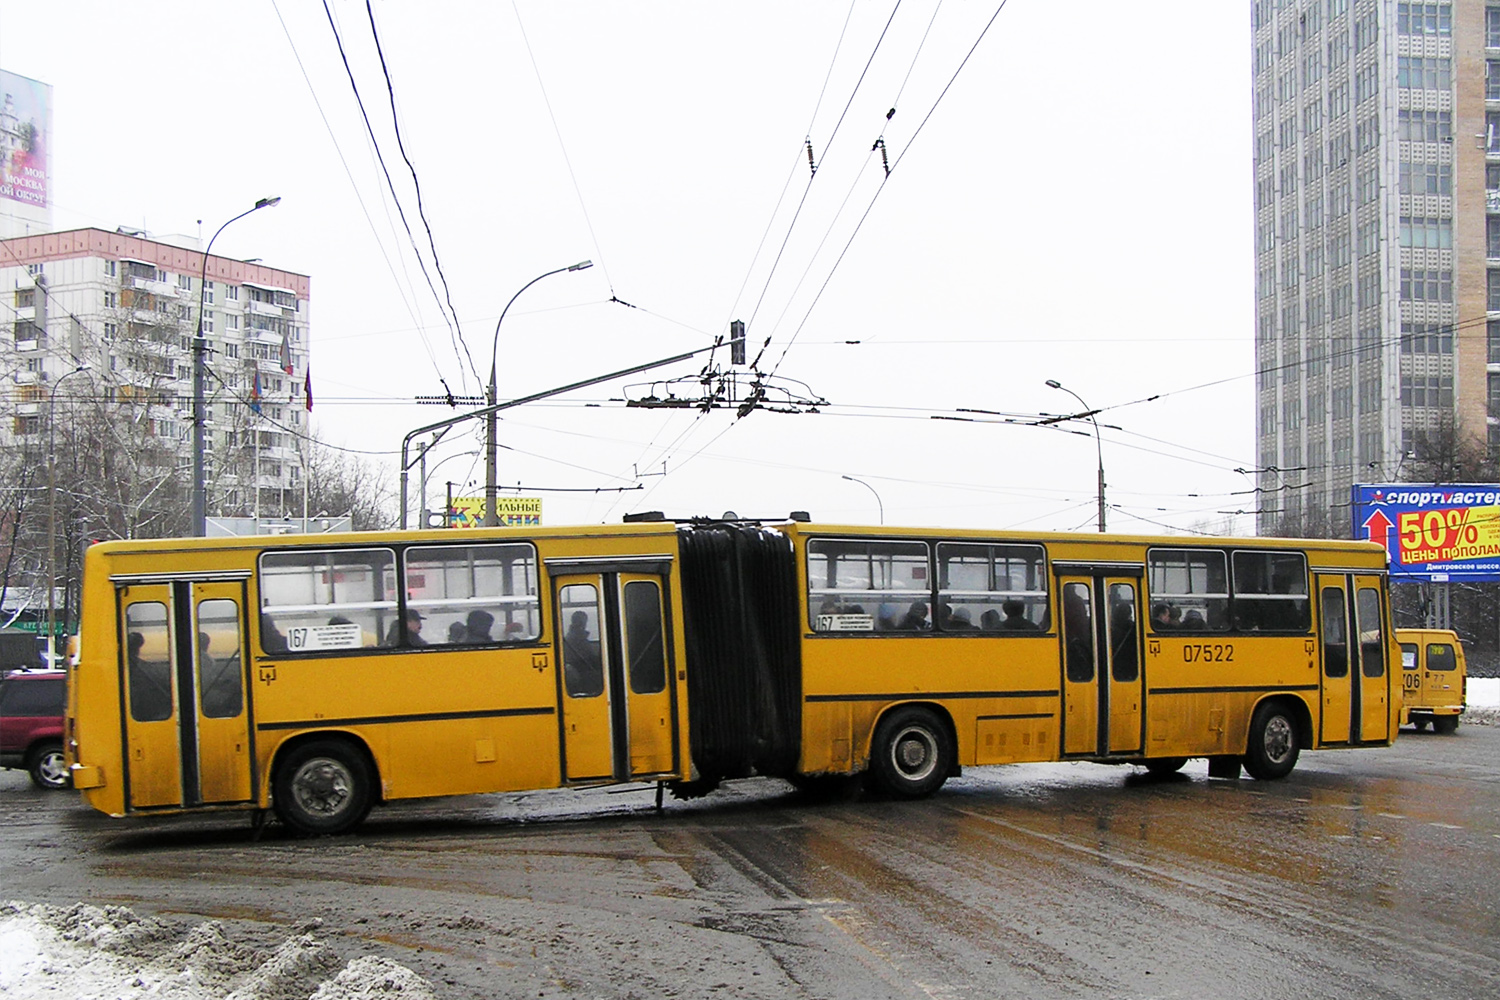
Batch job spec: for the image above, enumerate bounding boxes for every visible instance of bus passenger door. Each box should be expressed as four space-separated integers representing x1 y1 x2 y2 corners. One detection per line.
1353 576 1391 743
618 574 675 778
556 579 615 781
191 583 253 804
120 587 181 808
554 572 679 783
1317 576 1354 744
1105 580 1144 754
1059 578 1102 756
119 580 255 811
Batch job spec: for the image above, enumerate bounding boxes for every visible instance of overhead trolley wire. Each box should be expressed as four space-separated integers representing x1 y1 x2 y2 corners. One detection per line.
362 0 477 384
765 1 1011 379
270 0 442 381
321 0 476 386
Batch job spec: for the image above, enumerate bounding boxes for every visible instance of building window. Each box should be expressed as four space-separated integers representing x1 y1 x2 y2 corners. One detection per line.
1399 3 1452 37
205 281 215 305
226 285 239 300
1405 322 1452 355
1400 268 1452 302
1398 57 1451 91
103 291 117 309
1400 161 1451 196
1488 270 1500 312
1489 320 1500 363
1489 7 1500 48
1398 109 1451 143
177 274 192 291
104 260 116 278
1399 218 1452 250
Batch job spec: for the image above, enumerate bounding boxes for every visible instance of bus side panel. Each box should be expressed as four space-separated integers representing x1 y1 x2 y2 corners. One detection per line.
254 649 560 801
1144 635 1317 757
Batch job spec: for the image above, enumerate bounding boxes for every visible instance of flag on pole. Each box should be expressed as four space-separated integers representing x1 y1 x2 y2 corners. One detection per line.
304 368 313 411
250 370 262 414
280 332 294 374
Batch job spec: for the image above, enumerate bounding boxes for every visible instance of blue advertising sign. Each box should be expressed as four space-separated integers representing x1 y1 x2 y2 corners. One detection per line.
1349 483 1500 582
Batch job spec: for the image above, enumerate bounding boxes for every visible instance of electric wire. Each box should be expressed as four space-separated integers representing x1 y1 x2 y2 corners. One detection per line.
269 0 443 382
363 0 477 383
510 0 616 295
320 0 473 384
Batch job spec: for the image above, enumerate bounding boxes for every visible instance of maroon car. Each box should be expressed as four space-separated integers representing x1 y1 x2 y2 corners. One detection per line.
0 669 70 790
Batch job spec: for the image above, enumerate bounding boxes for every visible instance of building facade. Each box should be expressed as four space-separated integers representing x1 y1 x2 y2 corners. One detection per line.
0 227 311 518
1251 0 1500 533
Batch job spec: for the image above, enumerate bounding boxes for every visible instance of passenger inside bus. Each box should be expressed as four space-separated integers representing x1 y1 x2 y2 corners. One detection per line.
896 602 930 630
563 611 604 696
999 599 1038 631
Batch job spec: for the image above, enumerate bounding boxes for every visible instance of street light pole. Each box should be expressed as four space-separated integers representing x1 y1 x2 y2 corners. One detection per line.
1046 379 1106 532
191 196 281 537
841 475 884 524
484 260 592 527
47 364 88 663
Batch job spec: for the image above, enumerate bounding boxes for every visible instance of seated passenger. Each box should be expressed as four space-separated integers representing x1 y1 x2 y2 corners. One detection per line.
979 609 1003 631
1181 609 1207 630
945 607 978 630
896 602 930 630
999 599 1038 631
446 621 467 644
464 609 495 643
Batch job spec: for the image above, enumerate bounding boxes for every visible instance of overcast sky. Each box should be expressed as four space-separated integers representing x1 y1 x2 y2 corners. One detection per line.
0 1 1255 534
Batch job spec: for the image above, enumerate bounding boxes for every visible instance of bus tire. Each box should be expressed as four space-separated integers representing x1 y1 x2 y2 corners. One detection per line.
1143 757 1188 776
273 739 374 835
1434 716 1459 735
1243 701 1300 781
870 706 951 799
28 741 71 791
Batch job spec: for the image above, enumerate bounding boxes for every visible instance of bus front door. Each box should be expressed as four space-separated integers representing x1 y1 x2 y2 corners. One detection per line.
119 580 253 811
554 573 677 783
1059 575 1145 757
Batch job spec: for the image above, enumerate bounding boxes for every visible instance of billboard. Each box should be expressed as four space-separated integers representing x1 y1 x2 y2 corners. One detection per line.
1349 484 1500 582
0 69 51 209
446 496 543 528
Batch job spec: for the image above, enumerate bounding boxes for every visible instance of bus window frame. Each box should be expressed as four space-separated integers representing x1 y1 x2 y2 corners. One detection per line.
1146 546 1312 636
256 540 544 657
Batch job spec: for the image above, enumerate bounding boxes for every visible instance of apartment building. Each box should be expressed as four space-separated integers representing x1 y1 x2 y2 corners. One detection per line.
1 227 310 515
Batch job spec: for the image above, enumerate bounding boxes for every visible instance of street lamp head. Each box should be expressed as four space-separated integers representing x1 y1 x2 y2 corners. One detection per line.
567 260 593 271
1045 379 1062 389
255 196 282 210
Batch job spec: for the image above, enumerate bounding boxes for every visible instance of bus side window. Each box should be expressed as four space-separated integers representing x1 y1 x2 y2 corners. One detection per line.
1321 587 1348 678
1062 583 1094 682
125 602 173 722
1356 588 1385 677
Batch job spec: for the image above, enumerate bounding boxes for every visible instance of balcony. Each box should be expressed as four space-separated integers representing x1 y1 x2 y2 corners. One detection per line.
128 276 179 298
15 402 39 416
13 371 38 385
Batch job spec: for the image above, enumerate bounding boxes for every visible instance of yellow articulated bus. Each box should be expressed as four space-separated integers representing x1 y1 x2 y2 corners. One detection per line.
67 518 1399 834
1396 627 1466 733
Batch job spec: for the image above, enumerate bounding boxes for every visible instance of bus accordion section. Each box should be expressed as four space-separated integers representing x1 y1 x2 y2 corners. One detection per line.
65 519 1398 835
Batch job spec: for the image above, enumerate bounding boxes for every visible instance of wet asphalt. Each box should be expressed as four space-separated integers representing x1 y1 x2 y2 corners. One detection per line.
3 722 1497 999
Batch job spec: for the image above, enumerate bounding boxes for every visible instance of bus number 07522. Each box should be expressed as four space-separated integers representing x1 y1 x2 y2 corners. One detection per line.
1183 643 1233 663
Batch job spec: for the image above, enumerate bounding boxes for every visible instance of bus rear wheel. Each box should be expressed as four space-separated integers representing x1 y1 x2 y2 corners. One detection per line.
1243 702 1300 781
870 707 951 799
1433 716 1460 735
273 739 374 835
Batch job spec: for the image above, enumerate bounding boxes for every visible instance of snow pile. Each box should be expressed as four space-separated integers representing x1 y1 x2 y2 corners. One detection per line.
0 902 436 1000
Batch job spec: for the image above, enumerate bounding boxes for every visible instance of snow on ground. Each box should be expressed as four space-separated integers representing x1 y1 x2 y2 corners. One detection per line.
0 901 435 1000
1468 677 1498 707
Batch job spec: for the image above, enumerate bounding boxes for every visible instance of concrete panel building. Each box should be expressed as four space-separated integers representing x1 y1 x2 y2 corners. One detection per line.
1251 0 1500 533
0 227 310 516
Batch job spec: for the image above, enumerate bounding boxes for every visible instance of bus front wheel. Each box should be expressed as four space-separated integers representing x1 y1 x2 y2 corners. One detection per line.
1243 702 1300 780
870 707 951 798
273 739 374 835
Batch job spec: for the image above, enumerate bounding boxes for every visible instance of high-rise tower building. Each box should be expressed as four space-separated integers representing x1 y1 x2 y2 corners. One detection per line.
1251 1 1500 533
